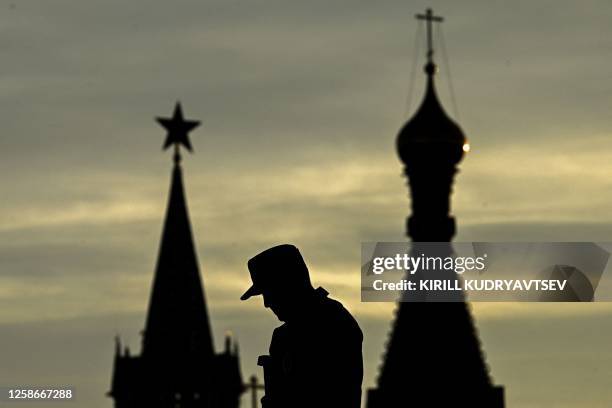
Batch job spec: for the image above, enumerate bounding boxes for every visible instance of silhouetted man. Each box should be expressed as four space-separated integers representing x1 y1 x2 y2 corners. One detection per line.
241 244 363 408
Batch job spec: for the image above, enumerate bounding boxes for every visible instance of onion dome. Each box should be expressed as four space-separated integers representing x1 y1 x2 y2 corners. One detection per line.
396 61 467 167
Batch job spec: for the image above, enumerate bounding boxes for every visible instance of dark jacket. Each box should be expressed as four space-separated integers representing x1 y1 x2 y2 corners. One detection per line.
263 287 363 408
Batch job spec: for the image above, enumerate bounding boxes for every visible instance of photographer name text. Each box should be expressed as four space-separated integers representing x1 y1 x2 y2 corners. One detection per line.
372 279 568 292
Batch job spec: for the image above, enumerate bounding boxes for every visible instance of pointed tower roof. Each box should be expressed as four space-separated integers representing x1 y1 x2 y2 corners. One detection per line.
142 103 214 361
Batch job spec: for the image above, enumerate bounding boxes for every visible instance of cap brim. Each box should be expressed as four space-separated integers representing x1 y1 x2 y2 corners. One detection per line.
240 285 262 301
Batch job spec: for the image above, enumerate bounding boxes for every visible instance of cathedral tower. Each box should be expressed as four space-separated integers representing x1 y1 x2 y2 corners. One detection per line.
367 9 504 407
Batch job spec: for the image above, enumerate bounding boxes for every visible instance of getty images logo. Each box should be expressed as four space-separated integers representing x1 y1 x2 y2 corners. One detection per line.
361 242 611 302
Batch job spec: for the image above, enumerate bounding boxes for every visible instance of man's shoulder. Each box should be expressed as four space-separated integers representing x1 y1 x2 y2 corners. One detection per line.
272 322 289 336
316 295 363 340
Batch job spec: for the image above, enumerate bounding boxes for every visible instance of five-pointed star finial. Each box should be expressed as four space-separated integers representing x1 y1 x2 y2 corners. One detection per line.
156 102 200 161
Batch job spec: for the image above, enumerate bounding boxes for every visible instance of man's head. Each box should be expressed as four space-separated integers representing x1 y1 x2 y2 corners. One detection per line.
241 244 314 321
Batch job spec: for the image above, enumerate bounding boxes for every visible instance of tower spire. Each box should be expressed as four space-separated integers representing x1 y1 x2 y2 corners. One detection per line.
109 104 244 408
143 104 214 359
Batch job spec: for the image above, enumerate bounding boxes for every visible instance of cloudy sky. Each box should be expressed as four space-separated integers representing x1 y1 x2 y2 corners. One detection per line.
2 0 612 406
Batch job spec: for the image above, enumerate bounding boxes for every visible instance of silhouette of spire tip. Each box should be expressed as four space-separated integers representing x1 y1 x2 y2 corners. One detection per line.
424 61 438 76
173 146 182 165
416 8 444 68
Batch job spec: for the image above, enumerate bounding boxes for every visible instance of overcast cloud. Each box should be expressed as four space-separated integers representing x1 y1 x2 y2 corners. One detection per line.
2 1 612 407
